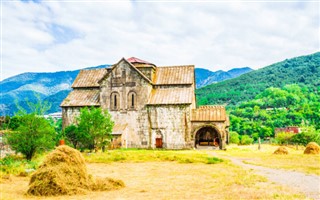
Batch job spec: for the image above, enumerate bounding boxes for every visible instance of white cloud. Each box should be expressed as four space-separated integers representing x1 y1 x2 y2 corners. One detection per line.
1 1 319 80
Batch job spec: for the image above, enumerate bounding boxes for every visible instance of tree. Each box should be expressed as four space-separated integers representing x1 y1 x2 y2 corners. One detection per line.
64 124 79 148
76 107 114 151
240 135 254 145
6 113 55 160
5 95 56 160
229 131 240 144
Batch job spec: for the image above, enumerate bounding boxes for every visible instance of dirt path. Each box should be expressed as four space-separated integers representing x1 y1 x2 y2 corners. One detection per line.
209 152 320 200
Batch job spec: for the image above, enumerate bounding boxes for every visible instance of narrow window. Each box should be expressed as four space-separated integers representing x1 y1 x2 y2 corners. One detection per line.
131 93 135 108
114 94 117 109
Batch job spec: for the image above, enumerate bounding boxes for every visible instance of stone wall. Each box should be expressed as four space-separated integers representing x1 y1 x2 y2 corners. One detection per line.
62 107 81 128
147 105 193 149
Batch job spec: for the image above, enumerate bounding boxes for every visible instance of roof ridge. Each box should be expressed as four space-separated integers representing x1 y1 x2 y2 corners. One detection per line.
157 65 194 68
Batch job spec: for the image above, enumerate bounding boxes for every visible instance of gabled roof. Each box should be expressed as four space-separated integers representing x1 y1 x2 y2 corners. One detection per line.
72 69 107 88
154 65 194 85
98 57 152 84
147 87 193 105
191 106 226 122
60 89 100 107
127 57 153 65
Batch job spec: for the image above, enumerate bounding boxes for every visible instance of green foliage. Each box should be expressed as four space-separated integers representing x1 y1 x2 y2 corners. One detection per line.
0 155 42 175
229 131 240 144
5 113 56 160
84 149 223 164
207 157 223 164
240 135 254 145
64 124 79 148
291 127 320 146
227 84 320 140
15 93 51 116
275 132 295 145
196 52 320 106
4 96 56 160
75 107 114 151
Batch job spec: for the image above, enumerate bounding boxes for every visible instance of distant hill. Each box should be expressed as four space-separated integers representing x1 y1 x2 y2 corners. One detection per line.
196 52 320 106
195 67 252 88
0 63 251 115
0 65 109 116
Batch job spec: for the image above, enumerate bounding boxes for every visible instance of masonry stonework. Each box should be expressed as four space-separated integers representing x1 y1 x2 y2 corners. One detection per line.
61 57 229 149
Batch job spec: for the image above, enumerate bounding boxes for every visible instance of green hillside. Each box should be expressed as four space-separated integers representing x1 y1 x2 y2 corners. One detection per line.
196 52 320 106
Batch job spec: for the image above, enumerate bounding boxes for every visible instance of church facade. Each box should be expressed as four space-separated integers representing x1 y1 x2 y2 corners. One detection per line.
61 57 229 149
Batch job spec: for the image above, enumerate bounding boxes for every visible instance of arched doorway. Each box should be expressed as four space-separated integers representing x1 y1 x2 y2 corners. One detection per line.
195 126 221 149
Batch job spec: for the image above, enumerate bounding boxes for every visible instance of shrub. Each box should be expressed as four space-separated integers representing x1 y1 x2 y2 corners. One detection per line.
275 132 295 145
291 128 320 146
240 135 254 145
229 131 240 144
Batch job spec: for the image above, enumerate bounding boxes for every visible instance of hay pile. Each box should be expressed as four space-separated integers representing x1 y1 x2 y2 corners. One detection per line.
304 142 320 155
273 146 289 155
27 145 124 196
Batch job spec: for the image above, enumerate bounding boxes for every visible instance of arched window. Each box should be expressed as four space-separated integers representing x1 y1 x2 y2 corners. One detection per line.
128 91 137 110
110 92 120 110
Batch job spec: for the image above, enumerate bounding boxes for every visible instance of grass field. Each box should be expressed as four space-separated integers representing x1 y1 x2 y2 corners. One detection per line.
0 144 318 199
215 144 320 175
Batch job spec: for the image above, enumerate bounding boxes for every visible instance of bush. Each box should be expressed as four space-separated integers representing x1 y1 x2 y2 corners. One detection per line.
229 131 240 144
275 132 295 145
291 128 320 146
240 135 254 145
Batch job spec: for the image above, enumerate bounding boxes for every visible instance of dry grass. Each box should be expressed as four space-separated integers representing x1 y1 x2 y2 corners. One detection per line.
304 142 320 155
274 146 289 155
217 144 320 175
0 162 305 200
27 145 124 196
0 146 316 199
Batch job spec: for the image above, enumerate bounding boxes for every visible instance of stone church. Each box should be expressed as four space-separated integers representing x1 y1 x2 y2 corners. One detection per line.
61 57 229 149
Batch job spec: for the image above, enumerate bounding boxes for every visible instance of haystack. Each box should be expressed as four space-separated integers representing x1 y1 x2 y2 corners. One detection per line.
273 146 289 155
27 145 124 196
304 142 320 155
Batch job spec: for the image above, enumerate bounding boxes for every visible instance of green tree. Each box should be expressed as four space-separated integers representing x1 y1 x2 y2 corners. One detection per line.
229 131 240 144
5 113 55 160
76 107 114 151
64 124 79 148
5 94 55 160
240 135 254 145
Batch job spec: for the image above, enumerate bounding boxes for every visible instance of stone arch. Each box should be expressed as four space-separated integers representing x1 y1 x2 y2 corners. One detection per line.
193 125 222 149
110 91 120 110
127 90 137 110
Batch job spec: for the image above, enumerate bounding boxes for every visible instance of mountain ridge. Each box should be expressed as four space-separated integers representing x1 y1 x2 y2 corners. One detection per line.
196 52 320 106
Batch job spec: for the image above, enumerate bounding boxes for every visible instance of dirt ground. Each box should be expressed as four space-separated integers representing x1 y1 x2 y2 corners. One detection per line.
0 162 305 200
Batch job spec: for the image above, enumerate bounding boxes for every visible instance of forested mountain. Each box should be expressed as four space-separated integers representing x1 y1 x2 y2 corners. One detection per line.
229 84 320 140
195 67 252 88
196 52 320 106
0 65 109 116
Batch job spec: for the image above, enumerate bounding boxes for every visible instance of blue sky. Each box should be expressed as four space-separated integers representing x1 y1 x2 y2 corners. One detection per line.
1 0 319 80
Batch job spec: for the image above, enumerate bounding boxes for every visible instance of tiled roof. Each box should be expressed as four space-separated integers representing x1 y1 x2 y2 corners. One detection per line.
147 87 193 105
72 69 107 88
60 89 100 107
154 65 194 85
191 106 227 122
127 57 153 65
